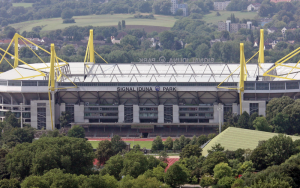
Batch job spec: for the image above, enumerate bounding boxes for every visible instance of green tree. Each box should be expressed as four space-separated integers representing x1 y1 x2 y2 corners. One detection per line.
100 154 124 180
196 43 209 58
165 162 188 188
5 112 19 128
61 8 74 19
213 162 232 179
111 135 127 154
253 117 272 132
173 139 181 150
153 165 165 182
0 178 20 188
180 144 202 159
61 45 76 56
133 144 141 152
190 135 197 145
67 125 85 138
139 1 152 13
217 176 235 188
97 140 114 165
249 112 258 130
6 137 94 180
121 151 149 178
164 136 173 150
197 135 208 146
2 126 35 148
122 20 126 29
282 99 300 134
158 151 168 163
207 143 225 155
179 135 186 150
201 152 228 175
273 113 291 134
200 174 215 188
250 141 268 171
153 0 172 15
237 111 250 129
120 35 138 49
159 31 175 50
265 134 296 166
266 96 294 122
151 136 164 151
118 21 121 30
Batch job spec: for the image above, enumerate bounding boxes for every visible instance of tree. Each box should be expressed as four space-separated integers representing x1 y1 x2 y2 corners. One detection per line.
61 45 76 56
180 144 202 159
111 135 127 154
253 117 272 132
237 111 250 129
121 151 149 178
3 26 16 39
100 154 124 180
139 1 152 13
158 151 168 163
118 21 121 30
151 136 164 151
207 143 225 155
0 179 20 188
5 112 19 128
2 126 35 148
213 162 232 179
6 137 95 180
61 8 74 19
164 137 173 150
173 139 181 150
190 135 197 145
250 141 268 171
0 149 9 180
159 31 175 50
153 0 172 15
122 20 126 29
217 176 235 188
133 144 141 152
200 174 215 188
120 175 170 188
97 140 114 166
196 43 209 58
201 152 228 175
282 99 300 134
67 125 85 138
264 134 296 166
120 35 138 49
153 165 165 182
179 135 187 150
266 96 294 122
249 112 258 130
165 163 188 188
197 135 209 146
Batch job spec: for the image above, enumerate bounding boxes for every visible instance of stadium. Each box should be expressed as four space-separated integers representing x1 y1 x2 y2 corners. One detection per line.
0 30 300 138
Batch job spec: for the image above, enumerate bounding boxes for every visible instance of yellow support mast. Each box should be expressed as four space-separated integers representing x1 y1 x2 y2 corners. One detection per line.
89 29 95 63
258 29 264 67
14 36 18 68
239 43 246 115
48 44 55 130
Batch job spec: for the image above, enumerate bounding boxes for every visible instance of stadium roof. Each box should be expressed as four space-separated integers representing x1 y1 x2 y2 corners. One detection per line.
1 62 300 82
202 127 300 156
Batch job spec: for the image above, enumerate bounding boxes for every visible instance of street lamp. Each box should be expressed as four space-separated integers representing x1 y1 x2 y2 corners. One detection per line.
20 103 23 128
217 103 223 134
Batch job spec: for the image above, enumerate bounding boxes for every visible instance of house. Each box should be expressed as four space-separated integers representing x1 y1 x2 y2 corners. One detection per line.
247 3 261 11
150 38 160 48
210 38 227 47
267 27 278 34
281 27 287 35
111 36 120 44
288 40 295 44
213 1 231 10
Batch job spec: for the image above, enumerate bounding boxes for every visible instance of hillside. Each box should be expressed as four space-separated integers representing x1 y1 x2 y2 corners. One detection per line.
9 14 176 33
202 127 300 156
203 11 257 24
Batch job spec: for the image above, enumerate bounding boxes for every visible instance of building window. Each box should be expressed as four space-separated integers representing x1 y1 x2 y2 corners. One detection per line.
249 103 258 115
37 107 46 130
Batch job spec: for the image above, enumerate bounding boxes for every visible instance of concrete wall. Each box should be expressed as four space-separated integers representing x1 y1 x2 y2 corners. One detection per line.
241 101 266 116
133 105 140 123
30 100 53 130
74 103 84 123
173 105 179 123
158 105 164 123
209 104 224 124
118 105 124 123
232 103 240 115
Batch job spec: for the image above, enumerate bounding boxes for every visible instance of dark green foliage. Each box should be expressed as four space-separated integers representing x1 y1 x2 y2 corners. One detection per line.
96 140 114 165
67 125 85 138
61 8 74 19
207 143 225 155
217 176 235 188
0 178 20 188
197 135 209 146
111 135 127 154
250 141 268 171
253 117 273 132
237 111 250 129
164 137 173 150
165 162 188 188
202 152 228 175
59 111 72 128
1 126 35 148
151 136 164 151
180 144 202 159
266 96 294 122
6 137 94 180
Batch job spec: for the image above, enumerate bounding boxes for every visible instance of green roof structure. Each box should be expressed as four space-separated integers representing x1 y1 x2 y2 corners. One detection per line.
202 127 300 156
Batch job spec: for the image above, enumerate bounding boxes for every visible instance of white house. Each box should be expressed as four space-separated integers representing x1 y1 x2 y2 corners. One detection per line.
281 27 287 36
247 3 261 11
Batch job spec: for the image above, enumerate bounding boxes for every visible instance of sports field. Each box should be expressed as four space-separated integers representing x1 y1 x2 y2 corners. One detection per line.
12 3 33 8
9 14 176 33
203 11 257 24
89 140 153 149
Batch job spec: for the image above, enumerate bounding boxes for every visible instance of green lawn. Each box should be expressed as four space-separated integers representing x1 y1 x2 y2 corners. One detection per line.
203 11 257 24
9 14 176 33
12 3 33 8
89 140 153 149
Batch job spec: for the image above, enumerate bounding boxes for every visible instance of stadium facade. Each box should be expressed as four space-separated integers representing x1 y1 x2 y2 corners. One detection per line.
0 30 299 137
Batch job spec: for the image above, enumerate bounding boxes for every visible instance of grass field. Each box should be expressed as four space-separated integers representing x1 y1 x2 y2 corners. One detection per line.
89 140 153 149
9 14 176 33
203 11 257 24
12 3 33 8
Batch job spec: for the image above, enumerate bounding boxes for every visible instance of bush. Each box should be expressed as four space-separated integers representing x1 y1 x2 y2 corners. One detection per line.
63 19 76 24
217 176 235 188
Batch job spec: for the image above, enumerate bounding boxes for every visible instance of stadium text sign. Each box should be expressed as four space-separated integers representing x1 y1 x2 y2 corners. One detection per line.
139 56 214 63
117 86 176 92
